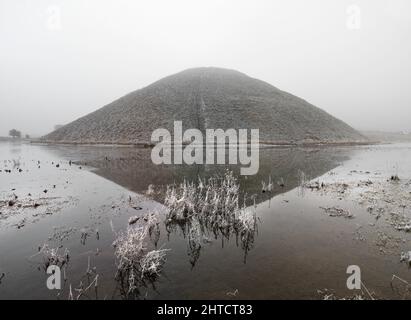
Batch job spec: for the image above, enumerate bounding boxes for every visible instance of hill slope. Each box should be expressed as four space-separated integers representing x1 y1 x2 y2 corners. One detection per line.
42 67 365 144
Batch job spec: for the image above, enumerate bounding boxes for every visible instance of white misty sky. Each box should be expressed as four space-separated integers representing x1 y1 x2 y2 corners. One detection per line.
0 0 410 137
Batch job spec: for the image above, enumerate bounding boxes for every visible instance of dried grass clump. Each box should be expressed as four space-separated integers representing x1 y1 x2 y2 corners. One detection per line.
113 226 147 295
237 208 257 234
318 281 376 300
114 227 147 268
165 170 240 228
140 249 169 278
113 221 168 296
318 289 366 300
163 170 257 265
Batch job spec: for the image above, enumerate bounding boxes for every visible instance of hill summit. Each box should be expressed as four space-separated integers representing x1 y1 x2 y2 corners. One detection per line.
42 67 365 145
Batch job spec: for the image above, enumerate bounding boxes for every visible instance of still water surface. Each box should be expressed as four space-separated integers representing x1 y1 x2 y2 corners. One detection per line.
0 142 410 299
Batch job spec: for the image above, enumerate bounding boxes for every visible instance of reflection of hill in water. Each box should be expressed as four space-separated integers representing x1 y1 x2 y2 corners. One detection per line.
44 144 353 269
47 145 352 205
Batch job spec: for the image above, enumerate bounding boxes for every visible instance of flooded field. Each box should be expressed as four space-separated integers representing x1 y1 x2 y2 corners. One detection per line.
1 141 411 299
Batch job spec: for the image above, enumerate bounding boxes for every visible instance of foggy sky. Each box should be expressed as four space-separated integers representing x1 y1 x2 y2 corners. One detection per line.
1 0 410 137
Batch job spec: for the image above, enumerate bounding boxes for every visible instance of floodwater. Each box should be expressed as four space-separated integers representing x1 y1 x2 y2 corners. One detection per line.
0 141 411 299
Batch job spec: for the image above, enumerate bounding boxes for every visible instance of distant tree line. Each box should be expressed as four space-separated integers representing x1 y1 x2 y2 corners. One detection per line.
8 129 30 139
